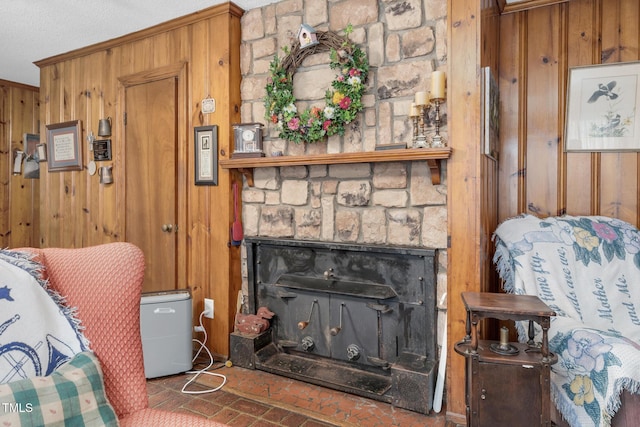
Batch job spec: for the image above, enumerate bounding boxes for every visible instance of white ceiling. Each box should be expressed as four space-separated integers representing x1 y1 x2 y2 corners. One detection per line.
0 1 276 87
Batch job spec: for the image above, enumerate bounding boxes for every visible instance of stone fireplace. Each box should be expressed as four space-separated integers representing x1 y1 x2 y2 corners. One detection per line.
234 0 449 415
232 237 438 414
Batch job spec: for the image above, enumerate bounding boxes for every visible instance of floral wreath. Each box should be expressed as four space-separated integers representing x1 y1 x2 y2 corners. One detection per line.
264 25 369 144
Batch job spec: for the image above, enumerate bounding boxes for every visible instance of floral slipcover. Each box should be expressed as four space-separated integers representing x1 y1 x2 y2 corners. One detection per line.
493 215 640 427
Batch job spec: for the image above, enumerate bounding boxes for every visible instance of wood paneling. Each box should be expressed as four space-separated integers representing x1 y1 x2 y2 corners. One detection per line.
450 0 640 423
35 3 243 357
526 6 563 217
498 0 640 227
445 0 504 420
0 80 40 249
599 0 640 223
447 0 502 422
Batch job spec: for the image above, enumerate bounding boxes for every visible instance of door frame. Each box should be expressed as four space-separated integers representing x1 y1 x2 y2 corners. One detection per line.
117 62 189 289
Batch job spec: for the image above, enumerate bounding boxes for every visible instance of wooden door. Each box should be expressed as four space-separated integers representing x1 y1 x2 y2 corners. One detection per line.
476 362 544 426
125 77 178 293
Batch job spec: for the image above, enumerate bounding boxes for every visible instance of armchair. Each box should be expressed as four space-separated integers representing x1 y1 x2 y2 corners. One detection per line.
22 243 224 426
493 215 640 427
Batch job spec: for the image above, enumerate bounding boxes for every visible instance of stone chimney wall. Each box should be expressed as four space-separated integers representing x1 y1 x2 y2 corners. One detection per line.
238 0 448 335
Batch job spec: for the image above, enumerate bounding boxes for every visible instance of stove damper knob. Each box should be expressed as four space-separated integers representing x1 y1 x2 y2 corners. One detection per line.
347 344 361 361
301 336 315 352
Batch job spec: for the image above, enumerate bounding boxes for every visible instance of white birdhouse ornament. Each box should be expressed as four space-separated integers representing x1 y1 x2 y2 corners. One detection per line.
298 24 319 49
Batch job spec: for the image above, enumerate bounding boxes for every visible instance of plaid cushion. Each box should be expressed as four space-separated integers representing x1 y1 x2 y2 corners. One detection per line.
0 351 118 426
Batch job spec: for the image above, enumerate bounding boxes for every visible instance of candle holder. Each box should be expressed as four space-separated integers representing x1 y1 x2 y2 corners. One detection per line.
412 69 447 149
490 326 519 355
430 98 446 148
411 114 420 146
415 104 431 148
412 92 429 148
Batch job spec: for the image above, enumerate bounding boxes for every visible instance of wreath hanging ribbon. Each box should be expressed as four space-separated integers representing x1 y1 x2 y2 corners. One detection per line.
264 26 369 144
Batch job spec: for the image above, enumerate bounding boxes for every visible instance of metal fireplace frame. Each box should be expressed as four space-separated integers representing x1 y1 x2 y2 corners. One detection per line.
232 237 439 414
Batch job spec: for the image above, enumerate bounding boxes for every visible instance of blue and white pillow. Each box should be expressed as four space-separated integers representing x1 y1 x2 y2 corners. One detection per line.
0 249 88 384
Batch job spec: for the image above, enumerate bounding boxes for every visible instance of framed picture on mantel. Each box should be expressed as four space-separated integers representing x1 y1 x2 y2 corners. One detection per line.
565 61 640 152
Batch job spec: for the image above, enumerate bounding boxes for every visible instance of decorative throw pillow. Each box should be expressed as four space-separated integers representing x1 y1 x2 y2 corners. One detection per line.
0 351 118 426
0 249 88 384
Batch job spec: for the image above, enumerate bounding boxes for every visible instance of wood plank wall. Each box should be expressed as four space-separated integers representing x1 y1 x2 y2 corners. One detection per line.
34 3 243 357
482 3 501 298
498 0 640 226
446 0 501 422
449 0 640 422
0 80 40 248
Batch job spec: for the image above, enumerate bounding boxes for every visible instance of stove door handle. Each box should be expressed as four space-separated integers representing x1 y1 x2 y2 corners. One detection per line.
367 356 390 369
366 302 392 313
277 291 298 299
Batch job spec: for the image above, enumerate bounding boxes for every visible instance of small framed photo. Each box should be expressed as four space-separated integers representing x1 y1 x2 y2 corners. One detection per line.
194 125 218 186
565 61 640 151
46 120 82 172
93 139 112 161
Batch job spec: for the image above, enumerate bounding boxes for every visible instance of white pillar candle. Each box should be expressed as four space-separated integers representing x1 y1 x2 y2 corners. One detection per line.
415 91 428 106
430 71 446 100
409 102 420 117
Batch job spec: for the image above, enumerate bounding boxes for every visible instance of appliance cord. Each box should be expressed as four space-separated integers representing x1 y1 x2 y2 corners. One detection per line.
181 310 227 394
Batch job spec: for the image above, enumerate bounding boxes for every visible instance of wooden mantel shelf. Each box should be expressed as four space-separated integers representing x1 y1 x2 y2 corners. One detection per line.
220 147 451 186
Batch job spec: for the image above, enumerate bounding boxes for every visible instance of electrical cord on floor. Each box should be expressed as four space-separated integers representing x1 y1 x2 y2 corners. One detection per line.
181 310 228 394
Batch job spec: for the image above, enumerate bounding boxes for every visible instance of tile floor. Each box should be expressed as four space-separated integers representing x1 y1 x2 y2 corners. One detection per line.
147 358 448 426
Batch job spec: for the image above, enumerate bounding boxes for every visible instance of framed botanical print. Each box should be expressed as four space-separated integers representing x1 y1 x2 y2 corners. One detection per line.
565 61 640 151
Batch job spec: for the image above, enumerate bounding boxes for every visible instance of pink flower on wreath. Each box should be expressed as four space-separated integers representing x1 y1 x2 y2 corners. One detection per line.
339 96 352 109
337 75 345 82
323 120 332 131
349 68 360 77
288 117 300 131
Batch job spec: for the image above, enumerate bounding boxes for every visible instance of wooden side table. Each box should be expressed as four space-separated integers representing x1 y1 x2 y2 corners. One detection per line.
454 292 558 427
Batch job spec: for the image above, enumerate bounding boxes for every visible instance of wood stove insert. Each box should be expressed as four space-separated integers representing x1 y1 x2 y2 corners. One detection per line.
232 237 439 414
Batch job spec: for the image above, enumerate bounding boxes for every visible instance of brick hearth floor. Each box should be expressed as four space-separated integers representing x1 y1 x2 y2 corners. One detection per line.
147 359 447 426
